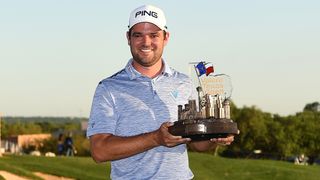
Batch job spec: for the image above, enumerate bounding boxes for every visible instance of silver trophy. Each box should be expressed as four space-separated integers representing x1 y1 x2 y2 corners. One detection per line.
169 62 239 141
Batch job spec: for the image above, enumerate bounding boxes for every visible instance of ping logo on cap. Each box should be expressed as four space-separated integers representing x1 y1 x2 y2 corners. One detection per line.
135 10 158 18
129 5 167 31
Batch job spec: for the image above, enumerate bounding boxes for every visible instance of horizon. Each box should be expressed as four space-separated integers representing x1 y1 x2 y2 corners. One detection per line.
1 99 315 118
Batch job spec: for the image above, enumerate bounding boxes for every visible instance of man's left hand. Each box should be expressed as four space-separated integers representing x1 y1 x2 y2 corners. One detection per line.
210 135 234 146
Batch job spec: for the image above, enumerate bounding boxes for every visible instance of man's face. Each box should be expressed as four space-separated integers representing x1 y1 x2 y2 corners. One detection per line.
127 22 169 67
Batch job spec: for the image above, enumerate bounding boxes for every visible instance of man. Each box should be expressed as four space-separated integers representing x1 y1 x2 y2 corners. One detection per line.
64 132 74 156
87 5 235 179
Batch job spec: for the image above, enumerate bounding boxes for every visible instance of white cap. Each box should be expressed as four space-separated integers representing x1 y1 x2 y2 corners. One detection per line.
128 5 167 31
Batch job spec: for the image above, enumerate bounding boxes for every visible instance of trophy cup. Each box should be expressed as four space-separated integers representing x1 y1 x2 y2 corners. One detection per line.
168 62 239 141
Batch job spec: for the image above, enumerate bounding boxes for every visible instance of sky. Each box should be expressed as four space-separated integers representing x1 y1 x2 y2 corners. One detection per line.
1 0 319 117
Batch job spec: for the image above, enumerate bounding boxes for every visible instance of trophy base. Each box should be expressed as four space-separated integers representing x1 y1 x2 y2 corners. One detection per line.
168 118 238 141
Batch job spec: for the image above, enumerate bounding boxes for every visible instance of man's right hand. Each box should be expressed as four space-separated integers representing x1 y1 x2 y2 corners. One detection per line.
153 122 191 147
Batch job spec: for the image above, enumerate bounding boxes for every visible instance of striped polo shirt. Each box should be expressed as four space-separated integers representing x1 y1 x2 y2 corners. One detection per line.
87 59 195 180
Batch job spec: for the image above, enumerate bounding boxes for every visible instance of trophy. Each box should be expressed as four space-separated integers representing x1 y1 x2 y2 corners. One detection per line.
169 62 239 141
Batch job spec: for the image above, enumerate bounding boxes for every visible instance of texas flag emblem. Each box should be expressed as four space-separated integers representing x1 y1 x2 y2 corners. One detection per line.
195 62 214 76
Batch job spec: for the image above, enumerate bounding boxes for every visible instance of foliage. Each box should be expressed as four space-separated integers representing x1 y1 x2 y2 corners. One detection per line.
2 116 87 156
1 117 83 138
1 121 42 138
222 102 320 161
39 137 58 154
2 101 320 160
303 102 320 112
36 133 90 156
73 133 91 156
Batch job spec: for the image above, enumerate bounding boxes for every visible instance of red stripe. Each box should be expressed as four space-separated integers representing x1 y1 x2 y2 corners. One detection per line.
206 66 214 76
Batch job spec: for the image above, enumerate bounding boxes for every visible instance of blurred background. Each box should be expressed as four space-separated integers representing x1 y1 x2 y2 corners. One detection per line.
0 0 319 179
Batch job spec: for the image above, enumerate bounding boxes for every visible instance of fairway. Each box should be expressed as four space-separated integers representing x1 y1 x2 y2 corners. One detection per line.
0 153 319 180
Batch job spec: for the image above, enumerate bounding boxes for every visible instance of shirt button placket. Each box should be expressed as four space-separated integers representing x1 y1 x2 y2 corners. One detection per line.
151 80 157 97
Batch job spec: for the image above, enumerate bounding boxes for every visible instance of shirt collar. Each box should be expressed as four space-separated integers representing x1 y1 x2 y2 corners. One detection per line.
162 59 173 77
125 59 142 80
125 58 173 80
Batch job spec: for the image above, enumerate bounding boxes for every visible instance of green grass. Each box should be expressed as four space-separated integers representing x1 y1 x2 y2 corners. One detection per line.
0 155 109 180
189 152 320 180
0 153 319 180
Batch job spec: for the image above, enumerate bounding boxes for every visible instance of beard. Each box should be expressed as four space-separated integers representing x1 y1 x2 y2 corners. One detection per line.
130 46 164 67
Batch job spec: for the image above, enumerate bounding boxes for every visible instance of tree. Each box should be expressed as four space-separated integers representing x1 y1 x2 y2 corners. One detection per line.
303 102 320 112
294 111 320 162
227 106 269 157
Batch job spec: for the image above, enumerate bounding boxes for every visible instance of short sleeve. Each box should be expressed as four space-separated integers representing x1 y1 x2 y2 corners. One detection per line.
86 82 117 138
